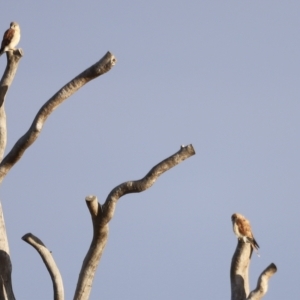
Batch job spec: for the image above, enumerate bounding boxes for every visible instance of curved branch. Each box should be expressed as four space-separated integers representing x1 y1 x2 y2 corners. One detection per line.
0 49 23 161
22 233 64 300
103 144 196 223
0 51 117 184
231 240 252 300
0 202 15 300
73 145 195 300
247 263 277 300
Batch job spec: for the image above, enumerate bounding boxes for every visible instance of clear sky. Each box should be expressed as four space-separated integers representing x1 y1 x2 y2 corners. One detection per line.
0 1 299 299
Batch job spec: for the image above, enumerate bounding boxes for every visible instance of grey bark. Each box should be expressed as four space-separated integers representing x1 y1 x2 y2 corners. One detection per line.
0 203 15 300
73 145 196 300
22 233 64 300
0 50 116 299
0 51 116 185
231 240 277 300
0 49 23 161
247 263 277 300
0 50 23 300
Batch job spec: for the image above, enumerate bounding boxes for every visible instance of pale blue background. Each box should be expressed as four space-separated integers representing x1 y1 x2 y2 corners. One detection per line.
0 1 299 299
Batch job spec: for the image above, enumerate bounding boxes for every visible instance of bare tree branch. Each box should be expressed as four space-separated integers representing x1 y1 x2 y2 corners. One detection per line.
0 49 23 161
0 50 23 300
103 144 196 223
0 51 117 184
73 144 196 300
0 202 15 300
247 263 277 300
22 233 64 300
231 239 277 300
231 240 252 299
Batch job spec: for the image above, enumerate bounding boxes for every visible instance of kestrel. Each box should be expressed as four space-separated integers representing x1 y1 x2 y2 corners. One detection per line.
0 22 21 56
231 213 259 251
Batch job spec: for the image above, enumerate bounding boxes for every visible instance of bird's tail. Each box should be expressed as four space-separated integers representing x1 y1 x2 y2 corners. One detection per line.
247 237 260 257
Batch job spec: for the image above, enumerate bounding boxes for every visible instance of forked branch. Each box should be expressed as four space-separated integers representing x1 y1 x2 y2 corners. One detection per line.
22 233 64 300
73 144 195 300
230 240 277 300
0 51 117 184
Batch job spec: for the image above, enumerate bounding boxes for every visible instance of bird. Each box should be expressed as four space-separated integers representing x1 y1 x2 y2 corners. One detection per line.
231 213 259 253
0 22 21 56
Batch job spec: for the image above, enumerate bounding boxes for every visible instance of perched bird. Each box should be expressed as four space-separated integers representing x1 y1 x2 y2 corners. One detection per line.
231 213 259 253
0 22 21 56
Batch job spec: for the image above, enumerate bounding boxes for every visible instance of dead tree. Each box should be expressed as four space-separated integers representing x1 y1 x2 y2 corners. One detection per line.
0 47 276 300
231 240 277 300
0 49 195 299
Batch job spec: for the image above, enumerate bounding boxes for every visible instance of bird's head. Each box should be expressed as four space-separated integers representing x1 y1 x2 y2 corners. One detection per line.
231 213 238 223
231 213 245 223
10 22 19 29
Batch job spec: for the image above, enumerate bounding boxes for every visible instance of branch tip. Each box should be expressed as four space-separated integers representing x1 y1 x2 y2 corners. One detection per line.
22 233 64 300
85 195 97 202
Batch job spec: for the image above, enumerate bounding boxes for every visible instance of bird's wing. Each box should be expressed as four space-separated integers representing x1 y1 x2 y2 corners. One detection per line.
1 28 15 49
236 217 252 237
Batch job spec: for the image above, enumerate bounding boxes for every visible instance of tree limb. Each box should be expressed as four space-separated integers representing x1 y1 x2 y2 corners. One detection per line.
0 49 23 161
231 239 277 300
73 144 195 300
22 233 64 300
247 263 277 300
231 240 251 299
0 202 15 300
0 50 23 300
0 51 117 184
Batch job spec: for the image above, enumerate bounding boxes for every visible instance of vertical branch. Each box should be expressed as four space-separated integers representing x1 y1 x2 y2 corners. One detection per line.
0 50 23 161
0 203 15 300
231 240 277 300
0 50 22 300
73 196 109 300
230 240 252 300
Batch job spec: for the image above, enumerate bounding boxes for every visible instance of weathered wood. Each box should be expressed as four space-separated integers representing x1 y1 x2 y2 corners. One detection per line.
0 51 117 184
73 145 195 300
231 239 277 300
22 233 64 300
231 240 251 299
0 49 23 161
0 50 22 300
0 203 15 300
247 263 277 300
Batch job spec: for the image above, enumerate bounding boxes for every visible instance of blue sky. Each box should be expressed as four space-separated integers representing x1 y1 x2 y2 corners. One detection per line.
0 1 299 299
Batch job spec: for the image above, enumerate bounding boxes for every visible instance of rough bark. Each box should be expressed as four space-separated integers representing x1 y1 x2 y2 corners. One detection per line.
230 240 277 300
0 51 117 184
22 233 64 300
73 144 196 300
